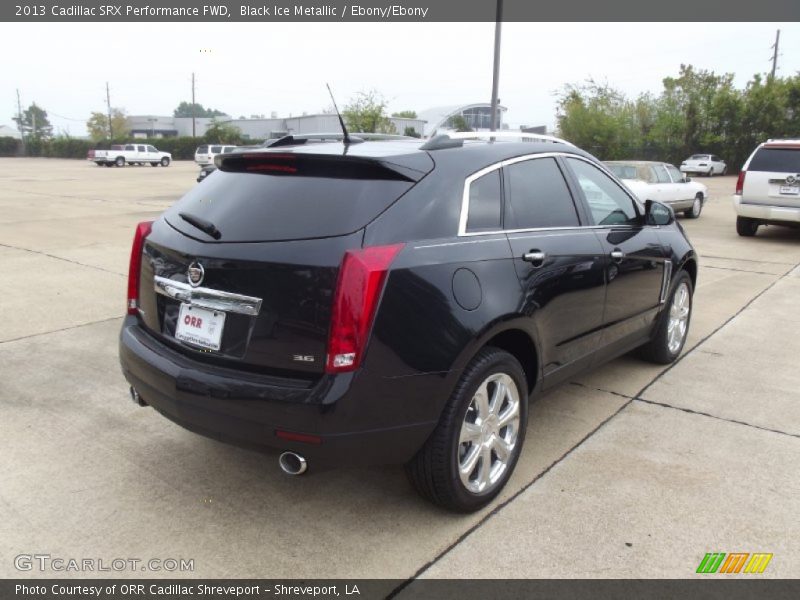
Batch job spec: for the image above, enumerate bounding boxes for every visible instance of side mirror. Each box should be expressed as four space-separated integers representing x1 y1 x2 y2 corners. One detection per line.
645 199 674 226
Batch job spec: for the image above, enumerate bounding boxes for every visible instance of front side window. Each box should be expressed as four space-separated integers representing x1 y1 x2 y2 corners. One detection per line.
652 165 671 183
567 158 639 226
504 157 579 229
147 145 157 152
137 145 146 152
666 165 683 182
465 169 502 232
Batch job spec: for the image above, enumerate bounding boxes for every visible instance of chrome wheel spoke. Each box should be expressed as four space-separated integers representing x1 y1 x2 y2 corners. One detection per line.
474 382 490 420
489 381 506 415
492 437 512 462
460 422 482 445
459 445 481 478
478 446 493 487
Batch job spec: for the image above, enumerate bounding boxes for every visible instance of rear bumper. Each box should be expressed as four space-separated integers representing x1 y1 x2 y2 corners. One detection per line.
733 196 800 223
119 317 442 466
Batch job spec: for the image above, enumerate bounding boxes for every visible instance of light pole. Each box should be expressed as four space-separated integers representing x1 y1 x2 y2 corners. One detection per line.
489 0 503 132
148 117 157 138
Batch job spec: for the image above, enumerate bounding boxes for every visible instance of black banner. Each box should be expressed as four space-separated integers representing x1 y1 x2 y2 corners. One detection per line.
3 0 800 22
4 580 800 600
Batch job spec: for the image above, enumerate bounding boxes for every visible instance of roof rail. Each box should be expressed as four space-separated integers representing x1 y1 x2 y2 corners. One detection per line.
445 131 575 146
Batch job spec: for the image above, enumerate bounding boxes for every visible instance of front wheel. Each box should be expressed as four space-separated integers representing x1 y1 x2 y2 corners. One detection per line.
406 347 528 512
736 216 759 237
160 157 170 167
640 271 693 364
684 194 703 219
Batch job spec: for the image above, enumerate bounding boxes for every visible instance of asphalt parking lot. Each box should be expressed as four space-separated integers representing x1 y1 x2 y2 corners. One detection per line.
1 158 798 582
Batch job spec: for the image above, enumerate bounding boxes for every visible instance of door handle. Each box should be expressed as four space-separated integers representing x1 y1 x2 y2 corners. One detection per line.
523 250 546 266
610 249 625 262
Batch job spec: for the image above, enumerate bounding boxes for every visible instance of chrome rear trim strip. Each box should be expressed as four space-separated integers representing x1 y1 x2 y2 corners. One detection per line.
154 276 262 316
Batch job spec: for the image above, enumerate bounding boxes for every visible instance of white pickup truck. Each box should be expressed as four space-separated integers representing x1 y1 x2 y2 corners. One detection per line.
88 143 172 167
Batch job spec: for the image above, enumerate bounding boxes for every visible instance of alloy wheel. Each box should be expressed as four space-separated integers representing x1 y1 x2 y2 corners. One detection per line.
458 373 521 494
667 282 691 354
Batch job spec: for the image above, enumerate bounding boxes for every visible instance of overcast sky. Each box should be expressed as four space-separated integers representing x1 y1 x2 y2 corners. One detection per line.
2 22 799 136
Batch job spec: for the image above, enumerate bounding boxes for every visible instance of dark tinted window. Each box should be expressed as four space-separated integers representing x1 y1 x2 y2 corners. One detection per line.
505 158 579 229
197 145 208 153
125 145 135 151
165 167 414 243
466 170 502 232
749 148 800 172
211 145 222 153
567 158 639 226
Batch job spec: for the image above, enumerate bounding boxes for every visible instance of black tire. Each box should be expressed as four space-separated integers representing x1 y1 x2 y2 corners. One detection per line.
150 162 159 167
115 156 125 167
405 347 529 512
639 270 693 365
104 163 113 168
722 167 728 176
736 216 759 237
160 157 170 167
683 194 703 219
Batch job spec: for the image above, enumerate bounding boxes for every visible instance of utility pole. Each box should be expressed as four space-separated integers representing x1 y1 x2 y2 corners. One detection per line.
106 82 113 141
191 72 196 137
770 29 781 80
16 88 26 153
489 0 503 131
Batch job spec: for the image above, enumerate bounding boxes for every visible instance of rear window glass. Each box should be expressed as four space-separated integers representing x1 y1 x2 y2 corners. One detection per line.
164 167 414 243
749 148 800 172
505 158 579 229
690 154 708 160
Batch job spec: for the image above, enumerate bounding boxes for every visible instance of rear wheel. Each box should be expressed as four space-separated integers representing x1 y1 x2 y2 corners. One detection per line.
684 194 703 219
406 347 528 512
115 156 125 167
640 271 693 364
160 157 170 167
104 162 112 168
150 162 159 167
736 216 759 237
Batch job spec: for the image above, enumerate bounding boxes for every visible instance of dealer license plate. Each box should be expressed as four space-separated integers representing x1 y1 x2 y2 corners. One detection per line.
779 185 799 195
175 304 225 351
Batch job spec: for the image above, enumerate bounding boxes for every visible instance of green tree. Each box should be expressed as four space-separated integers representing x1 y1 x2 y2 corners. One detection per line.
13 103 53 140
173 102 227 118
449 115 473 132
403 126 421 138
392 110 418 119
86 108 129 141
204 119 242 144
343 91 396 134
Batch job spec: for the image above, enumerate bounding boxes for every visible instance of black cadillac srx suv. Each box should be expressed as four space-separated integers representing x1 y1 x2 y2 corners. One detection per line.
119 132 697 512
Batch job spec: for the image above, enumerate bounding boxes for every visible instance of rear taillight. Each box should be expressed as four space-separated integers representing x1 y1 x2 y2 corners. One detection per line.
127 221 153 315
325 244 405 373
735 171 746 195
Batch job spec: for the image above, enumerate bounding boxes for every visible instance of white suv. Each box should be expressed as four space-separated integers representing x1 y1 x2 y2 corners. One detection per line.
734 139 800 236
194 144 237 166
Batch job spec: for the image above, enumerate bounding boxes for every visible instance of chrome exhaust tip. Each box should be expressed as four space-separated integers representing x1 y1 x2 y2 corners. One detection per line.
279 452 308 476
129 386 147 407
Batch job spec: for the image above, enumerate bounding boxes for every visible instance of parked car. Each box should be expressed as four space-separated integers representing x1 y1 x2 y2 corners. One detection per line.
120 132 697 512
680 154 727 176
194 144 238 166
733 139 800 236
90 143 171 167
605 160 708 218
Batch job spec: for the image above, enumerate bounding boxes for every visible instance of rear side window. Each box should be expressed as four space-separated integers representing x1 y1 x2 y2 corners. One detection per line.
210 145 222 153
196 145 208 154
466 170 502 232
749 148 800 172
505 158 579 229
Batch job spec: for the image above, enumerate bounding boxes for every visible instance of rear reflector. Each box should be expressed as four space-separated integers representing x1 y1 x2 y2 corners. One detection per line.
326 244 405 373
127 221 153 315
735 171 746 195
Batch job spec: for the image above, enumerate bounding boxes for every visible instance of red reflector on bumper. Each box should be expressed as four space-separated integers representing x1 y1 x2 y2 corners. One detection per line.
275 430 322 445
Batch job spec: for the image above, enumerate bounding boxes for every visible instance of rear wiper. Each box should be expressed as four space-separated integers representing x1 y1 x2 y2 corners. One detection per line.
179 212 221 240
